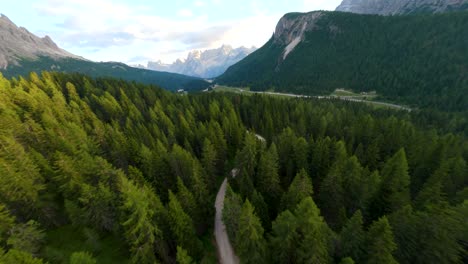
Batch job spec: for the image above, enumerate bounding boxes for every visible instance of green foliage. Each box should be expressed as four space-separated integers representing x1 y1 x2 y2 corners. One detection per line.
70 251 97 264
366 217 398 264
222 184 242 242
0 71 465 263
7 220 45 255
280 169 313 211
0 249 45 264
0 204 14 242
168 191 201 259
176 246 194 264
2 57 210 92
339 211 365 263
234 199 267 264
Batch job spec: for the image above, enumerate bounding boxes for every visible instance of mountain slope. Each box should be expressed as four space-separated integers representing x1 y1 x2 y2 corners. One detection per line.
0 14 81 69
336 0 468 15
217 11 468 111
0 14 209 91
147 45 256 78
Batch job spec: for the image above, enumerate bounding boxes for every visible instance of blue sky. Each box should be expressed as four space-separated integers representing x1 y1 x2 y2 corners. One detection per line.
2 0 342 64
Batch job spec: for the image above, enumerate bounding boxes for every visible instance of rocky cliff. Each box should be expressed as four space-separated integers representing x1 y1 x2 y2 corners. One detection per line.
336 0 468 15
147 45 256 78
0 14 81 69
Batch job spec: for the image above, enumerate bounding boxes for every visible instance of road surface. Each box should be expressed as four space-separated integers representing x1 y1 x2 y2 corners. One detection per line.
214 178 240 264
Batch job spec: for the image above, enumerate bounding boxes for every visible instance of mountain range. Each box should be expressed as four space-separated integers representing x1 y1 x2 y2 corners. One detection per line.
147 45 256 78
217 9 468 111
0 14 209 91
336 0 468 15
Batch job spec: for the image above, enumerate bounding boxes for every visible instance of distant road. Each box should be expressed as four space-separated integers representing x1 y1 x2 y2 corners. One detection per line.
213 86 411 111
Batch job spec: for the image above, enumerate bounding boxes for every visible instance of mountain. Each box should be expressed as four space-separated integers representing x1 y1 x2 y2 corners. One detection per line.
336 0 468 15
0 14 82 69
217 11 468 111
0 14 209 91
147 45 256 78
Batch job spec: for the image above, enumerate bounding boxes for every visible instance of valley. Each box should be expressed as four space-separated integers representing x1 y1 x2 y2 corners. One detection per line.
0 1 466 264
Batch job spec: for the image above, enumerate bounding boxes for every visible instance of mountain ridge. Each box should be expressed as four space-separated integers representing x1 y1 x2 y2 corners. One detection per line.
217 11 468 111
335 0 468 15
0 14 83 69
0 14 209 91
147 45 256 78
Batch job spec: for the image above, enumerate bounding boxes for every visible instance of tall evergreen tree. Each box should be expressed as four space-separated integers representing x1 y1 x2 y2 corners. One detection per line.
294 197 333 264
366 217 398 264
371 148 410 218
339 210 365 263
235 199 267 264
167 191 201 259
256 143 282 209
280 169 313 211
269 210 298 263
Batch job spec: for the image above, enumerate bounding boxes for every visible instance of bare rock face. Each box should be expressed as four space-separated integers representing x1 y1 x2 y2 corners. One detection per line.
147 45 256 78
0 14 81 69
273 12 322 46
336 0 468 15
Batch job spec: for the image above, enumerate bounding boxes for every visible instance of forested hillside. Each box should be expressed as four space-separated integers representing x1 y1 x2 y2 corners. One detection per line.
0 72 466 263
217 11 468 112
2 57 210 92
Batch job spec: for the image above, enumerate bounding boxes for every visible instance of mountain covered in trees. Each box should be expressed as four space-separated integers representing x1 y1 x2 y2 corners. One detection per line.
0 72 466 263
217 11 468 112
0 15 209 92
336 0 468 15
147 45 257 78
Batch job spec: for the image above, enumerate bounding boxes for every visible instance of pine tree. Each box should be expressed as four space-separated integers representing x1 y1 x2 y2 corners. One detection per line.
280 169 313 211
270 210 298 263
372 148 410 218
7 220 45 255
222 184 242 241
0 204 14 242
340 210 365 262
340 257 355 264
256 143 282 209
168 191 202 259
294 197 332 264
235 199 267 264
366 217 398 264
0 249 45 264
70 251 97 264
176 246 194 264
120 177 162 264
201 138 217 190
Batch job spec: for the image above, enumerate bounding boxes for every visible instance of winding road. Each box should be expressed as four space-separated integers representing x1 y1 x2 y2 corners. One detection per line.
214 176 239 264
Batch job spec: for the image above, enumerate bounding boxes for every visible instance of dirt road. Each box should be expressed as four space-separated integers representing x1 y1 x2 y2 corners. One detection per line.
214 178 239 264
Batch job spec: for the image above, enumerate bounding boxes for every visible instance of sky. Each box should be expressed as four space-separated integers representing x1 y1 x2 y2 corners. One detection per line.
2 0 342 65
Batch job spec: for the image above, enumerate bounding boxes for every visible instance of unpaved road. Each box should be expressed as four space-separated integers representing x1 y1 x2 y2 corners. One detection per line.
214 177 239 264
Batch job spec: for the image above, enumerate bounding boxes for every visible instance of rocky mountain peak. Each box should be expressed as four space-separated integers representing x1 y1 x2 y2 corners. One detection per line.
0 14 81 69
273 12 323 46
147 45 256 78
336 0 468 15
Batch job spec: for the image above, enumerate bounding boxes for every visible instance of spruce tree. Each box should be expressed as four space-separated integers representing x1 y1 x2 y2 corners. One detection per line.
366 217 398 264
235 199 267 264
280 169 313 211
270 210 298 263
340 210 365 262
294 197 332 264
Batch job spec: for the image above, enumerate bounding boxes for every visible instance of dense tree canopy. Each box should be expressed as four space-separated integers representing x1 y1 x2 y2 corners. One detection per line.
0 72 465 263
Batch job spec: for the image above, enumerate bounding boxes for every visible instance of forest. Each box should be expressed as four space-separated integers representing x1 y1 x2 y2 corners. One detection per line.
217 11 468 112
0 72 466 263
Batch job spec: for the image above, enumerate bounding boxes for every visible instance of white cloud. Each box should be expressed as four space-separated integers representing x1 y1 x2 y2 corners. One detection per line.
177 9 194 18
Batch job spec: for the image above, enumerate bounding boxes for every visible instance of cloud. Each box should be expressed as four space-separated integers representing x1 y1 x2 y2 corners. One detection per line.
177 9 194 18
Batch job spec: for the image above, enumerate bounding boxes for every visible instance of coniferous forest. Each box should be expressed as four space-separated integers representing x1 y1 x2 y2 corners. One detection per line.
0 72 466 263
